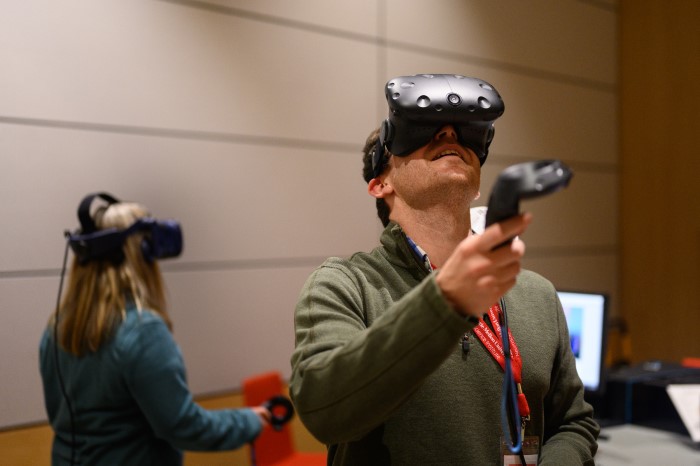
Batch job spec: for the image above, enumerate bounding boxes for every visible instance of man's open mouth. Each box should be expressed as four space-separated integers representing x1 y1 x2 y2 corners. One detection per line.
432 149 463 161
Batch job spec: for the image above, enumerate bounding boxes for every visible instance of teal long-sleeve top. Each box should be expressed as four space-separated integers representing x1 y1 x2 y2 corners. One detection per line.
39 304 262 466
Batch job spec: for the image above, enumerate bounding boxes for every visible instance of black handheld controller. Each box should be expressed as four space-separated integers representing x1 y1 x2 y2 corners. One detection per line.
263 395 295 431
484 159 573 231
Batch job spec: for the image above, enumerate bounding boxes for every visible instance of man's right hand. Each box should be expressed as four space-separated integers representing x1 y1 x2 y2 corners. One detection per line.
435 213 532 318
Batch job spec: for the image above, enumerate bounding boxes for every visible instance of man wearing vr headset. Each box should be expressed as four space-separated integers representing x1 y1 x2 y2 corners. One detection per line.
290 75 598 465
39 194 271 466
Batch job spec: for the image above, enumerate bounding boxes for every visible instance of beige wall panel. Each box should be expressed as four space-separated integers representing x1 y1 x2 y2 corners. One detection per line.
164 267 316 394
386 0 617 85
384 51 617 167
1 125 378 272
204 0 378 36
1 0 377 145
0 277 59 427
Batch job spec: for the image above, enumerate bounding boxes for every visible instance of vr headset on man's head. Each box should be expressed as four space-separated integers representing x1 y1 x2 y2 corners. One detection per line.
372 74 505 178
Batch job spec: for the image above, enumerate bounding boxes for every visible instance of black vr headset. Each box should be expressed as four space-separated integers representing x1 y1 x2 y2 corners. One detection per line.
372 74 505 179
66 192 183 265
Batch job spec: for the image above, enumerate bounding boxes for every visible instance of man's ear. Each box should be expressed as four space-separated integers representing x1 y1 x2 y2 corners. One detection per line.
368 177 393 199
474 190 481 201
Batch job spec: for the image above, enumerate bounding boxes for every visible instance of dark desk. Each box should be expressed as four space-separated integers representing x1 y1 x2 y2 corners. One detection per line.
596 424 700 465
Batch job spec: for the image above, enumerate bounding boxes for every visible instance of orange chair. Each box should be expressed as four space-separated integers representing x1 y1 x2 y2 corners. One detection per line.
242 371 326 466
681 357 700 368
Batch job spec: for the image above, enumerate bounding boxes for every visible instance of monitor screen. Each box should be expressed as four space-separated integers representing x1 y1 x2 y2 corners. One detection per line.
557 290 609 394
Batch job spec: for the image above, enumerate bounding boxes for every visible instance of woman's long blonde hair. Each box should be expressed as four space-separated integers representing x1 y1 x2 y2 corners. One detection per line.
55 201 172 356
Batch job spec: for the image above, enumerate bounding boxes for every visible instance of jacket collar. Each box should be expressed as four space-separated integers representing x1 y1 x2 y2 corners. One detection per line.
380 222 431 280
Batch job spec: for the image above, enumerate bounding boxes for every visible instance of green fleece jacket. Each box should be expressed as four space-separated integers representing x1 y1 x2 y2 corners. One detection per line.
290 223 598 465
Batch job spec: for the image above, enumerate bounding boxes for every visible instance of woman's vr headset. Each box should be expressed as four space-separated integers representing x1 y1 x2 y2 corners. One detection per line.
66 192 183 265
372 74 505 178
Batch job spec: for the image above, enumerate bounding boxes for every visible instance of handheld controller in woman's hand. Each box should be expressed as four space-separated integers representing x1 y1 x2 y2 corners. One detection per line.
263 396 295 431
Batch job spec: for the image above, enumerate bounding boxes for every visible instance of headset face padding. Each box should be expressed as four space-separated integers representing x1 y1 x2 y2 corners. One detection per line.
372 74 504 178
67 193 183 265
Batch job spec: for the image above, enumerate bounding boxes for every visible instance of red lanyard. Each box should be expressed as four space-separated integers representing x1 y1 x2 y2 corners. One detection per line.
472 303 531 421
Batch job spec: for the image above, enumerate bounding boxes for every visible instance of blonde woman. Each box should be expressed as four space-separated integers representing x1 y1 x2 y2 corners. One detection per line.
39 193 269 466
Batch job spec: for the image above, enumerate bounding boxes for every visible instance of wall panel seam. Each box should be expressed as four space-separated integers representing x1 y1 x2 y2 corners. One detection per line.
1 248 618 280
0 116 359 153
0 256 333 279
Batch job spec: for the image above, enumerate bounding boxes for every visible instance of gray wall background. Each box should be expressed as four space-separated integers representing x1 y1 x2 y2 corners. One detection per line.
0 0 617 429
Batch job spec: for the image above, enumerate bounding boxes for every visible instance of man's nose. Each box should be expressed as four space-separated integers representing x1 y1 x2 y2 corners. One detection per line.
434 125 458 141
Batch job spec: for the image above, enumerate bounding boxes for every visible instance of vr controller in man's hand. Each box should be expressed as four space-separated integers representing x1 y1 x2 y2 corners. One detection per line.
484 160 573 245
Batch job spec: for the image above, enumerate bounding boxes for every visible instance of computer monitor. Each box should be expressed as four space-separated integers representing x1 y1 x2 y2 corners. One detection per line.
557 290 609 394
